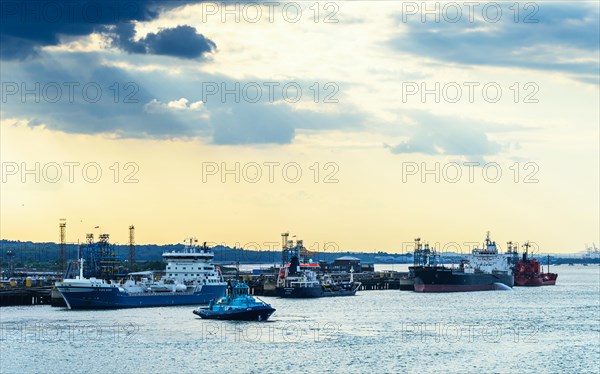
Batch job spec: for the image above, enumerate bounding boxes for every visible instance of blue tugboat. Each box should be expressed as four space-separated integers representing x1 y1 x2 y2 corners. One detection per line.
193 282 276 321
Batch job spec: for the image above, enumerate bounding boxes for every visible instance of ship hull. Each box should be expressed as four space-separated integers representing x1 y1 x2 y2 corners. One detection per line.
321 284 359 297
193 306 275 321
276 283 359 298
514 272 557 287
276 286 323 298
541 274 557 285
321 289 358 297
513 257 558 286
413 267 514 292
515 276 544 286
56 284 227 309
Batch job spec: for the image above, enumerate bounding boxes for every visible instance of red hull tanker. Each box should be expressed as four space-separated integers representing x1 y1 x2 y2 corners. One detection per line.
513 244 557 287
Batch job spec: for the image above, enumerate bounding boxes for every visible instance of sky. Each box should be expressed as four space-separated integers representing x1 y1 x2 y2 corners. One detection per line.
0 1 598 253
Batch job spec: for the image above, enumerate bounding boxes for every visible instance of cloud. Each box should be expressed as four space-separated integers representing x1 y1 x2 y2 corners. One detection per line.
0 0 214 60
392 3 600 81
144 98 209 120
1 53 210 138
385 111 502 157
213 118 295 145
1 53 365 144
209 102 301 145
110 24 216 59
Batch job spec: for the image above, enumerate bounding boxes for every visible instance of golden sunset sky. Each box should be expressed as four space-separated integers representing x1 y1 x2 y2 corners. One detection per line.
1 1 598 253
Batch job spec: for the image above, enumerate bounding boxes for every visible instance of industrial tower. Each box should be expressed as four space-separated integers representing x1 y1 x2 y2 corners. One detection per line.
129 225 136 272
59 219 66 272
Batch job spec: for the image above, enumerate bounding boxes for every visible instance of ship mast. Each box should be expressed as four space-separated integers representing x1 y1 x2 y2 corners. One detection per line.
281 232 289 266
79 258 85 279
522 241 530 261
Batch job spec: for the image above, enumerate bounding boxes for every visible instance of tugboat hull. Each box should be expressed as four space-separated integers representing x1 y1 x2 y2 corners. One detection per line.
413 267 514 292
193 306 276 321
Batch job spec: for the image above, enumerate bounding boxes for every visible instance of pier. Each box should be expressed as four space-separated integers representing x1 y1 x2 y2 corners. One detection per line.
0 271 410 307
0 286 53 306
0 276 63 306
232 271 407 296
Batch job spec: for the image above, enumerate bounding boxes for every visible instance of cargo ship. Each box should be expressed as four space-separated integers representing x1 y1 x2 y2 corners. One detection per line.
55 239 227 309
512 242 558 286
275 234 360 298
413 232 514 292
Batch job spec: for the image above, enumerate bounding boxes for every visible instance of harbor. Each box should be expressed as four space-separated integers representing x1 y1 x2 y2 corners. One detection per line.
1 227 594 307
1 265 598 373
2 0 598 372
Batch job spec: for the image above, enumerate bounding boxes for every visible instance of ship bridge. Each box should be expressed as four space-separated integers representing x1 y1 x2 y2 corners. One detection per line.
162 251 214 261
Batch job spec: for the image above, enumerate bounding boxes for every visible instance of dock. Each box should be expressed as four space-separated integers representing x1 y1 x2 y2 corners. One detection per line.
0 287 53 306
233 271 409 296
0 271 412 307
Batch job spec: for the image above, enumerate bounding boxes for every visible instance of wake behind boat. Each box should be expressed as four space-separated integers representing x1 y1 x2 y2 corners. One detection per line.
55 239 227 309
193 282 275 321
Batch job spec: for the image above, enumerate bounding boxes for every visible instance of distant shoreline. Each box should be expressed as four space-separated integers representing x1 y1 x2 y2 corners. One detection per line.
1 239 598 271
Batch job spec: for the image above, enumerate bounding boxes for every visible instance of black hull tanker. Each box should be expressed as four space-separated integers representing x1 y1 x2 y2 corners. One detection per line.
411 233 514 293
413 267 514 292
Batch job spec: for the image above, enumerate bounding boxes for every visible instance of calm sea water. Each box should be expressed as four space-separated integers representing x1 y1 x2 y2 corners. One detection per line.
1 266 598 373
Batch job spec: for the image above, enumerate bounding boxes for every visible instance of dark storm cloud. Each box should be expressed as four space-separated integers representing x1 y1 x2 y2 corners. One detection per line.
112 24 216 59
393 3 599 81
0 0 214 60
2 53 208 138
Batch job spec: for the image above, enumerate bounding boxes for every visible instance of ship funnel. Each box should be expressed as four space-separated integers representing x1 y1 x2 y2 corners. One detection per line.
289 254 300 275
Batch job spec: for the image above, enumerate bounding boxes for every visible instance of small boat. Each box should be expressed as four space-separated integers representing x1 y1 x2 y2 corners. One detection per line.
193 282 276 321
